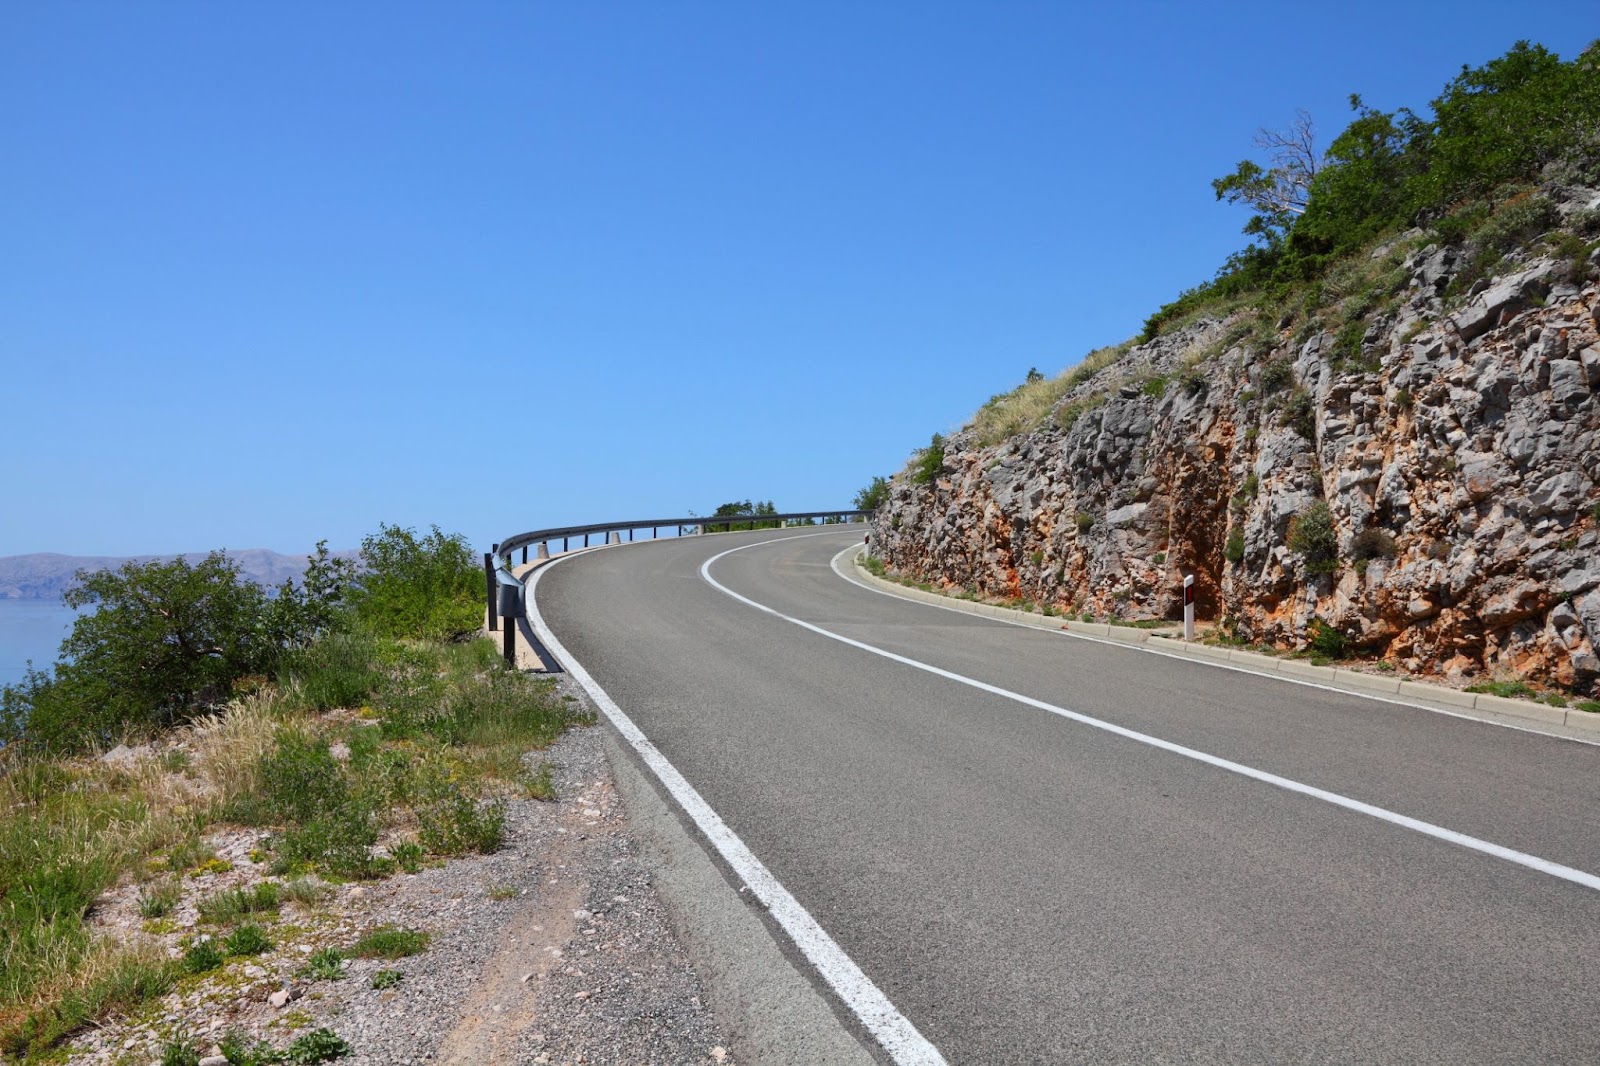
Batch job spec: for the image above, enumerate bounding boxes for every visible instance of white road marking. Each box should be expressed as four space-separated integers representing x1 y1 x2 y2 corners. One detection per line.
524 532 949 1066
830 545 1600 749
697 537 1600 894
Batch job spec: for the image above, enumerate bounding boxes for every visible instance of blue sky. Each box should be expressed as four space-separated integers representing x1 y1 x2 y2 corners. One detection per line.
4 2 1594 557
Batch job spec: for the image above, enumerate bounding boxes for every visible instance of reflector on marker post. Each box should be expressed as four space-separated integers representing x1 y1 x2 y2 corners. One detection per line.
1183 575 1196 641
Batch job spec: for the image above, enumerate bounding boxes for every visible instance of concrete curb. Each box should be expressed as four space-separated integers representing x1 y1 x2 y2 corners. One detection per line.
846 547 1600 740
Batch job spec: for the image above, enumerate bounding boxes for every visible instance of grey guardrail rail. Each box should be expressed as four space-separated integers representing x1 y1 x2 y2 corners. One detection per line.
494 509 874 567
484 509 874 667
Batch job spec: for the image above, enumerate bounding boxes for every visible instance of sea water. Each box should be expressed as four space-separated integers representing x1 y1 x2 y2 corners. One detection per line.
0 600 81 688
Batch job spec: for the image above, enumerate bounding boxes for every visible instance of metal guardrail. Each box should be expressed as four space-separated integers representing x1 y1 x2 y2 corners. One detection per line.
495 510 873 567
486 509 874 666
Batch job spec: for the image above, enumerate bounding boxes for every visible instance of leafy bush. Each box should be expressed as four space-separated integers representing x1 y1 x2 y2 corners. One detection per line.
1075 512 1094 533
853 477 888 512
285 1029 351 1064
391 841 425 873
1259 360 1295 395
223 923 272 956
1288 503 1340 575
351 524 482 642
306 947 345 981
1224 528 1246 564
183 938 224 974
1307 619 1349 660
279 633 384 712
911 434 946 485
2 547 353 752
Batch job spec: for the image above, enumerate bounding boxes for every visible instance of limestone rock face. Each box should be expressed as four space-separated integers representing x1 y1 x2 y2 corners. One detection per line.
872 234 1600 696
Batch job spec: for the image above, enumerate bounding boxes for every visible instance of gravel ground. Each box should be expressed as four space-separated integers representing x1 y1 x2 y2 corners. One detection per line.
65 677 738 1066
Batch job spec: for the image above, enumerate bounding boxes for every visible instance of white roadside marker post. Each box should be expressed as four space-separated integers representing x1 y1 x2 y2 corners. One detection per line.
1183 574 1196 641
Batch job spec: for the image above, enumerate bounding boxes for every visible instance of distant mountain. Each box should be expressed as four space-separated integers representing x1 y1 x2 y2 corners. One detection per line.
0 549 358 600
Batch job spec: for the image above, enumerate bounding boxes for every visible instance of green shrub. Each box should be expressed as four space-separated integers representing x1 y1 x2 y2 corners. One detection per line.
279 633 384 712
371 969 403 990
1224 528 1246 564
1307 619 1348 660
218 1029 286 1066
351 524 482 642
223 923 272 956
183 938 224 974
1259 360 1295 395
284 1028 351 1064
1075 512 1094 534
1288 503 1340 575
852 476 889 512
162 1037 202 1066
911 434 946 485
1142 374 1170 398
306 947 345 981
1281 388 1315 441
391 841 425 873
349 925 430 959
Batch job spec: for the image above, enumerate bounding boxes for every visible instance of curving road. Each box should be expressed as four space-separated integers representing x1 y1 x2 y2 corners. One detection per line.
531 526 1600 1065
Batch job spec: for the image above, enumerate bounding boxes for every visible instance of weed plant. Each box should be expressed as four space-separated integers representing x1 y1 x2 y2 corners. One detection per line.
349 926 430 959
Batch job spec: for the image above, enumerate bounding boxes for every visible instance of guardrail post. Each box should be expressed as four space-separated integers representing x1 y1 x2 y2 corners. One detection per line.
484 551 498 632
521 545 528 564
504 610 515 665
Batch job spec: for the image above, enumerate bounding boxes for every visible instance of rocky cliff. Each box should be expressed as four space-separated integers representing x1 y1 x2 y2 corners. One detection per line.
872 185 1600 697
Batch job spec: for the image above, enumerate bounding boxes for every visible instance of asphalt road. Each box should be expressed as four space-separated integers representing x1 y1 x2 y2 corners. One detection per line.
534 526 1600 1065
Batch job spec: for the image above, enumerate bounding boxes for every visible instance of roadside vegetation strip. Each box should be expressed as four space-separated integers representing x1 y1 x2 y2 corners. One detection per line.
0 525 587 1062
523 534 950 1066
842 546 1600 748
698 537 1600 895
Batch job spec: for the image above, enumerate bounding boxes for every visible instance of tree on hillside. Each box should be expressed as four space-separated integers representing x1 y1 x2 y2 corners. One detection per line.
2 553 281 748
349 524 482 641
1211 108 1322 244
854 476 889 512
706 500 780 531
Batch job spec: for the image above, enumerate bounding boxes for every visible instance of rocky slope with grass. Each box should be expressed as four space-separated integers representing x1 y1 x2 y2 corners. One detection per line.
871 183 1600 700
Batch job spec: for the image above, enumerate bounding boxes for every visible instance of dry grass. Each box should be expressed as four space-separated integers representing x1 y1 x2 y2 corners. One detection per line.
966 340 1134 446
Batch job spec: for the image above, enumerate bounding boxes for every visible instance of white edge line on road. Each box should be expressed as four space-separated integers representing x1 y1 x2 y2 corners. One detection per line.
524 531 949 1066
697 537 1600 894
833 545 1600 750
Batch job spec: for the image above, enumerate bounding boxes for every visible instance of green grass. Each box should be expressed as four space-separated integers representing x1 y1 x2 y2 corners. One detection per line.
222 923 272 957
182 938 224 974
280 878 330 907
486 884 517 901
305 947 345 981
197 881 281 925
137 880 182 919
1575 700 1600 714
0 635 583 1059
1464 679 1534 699
349 926 430 959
